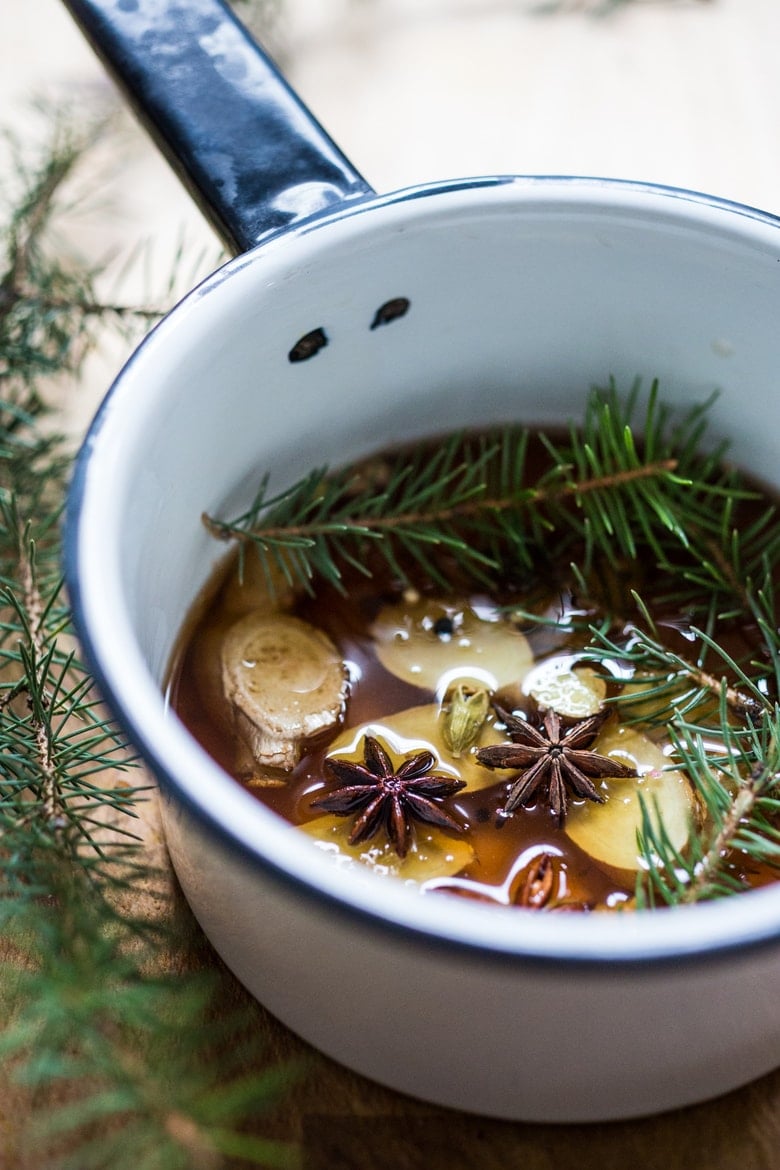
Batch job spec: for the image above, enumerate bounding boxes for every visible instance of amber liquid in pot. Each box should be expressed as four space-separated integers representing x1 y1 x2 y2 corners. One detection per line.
166 431 779 911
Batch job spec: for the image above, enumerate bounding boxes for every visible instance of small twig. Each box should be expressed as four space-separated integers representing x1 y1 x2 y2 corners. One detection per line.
0 677 28 714
204 458 679 544
681 763 770 903
16 531 61 827
690 664 766 720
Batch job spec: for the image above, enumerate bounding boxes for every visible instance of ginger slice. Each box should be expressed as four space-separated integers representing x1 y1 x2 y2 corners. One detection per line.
566 723 693 875
221 612 348 770
302 814 474 882
370 595 532 695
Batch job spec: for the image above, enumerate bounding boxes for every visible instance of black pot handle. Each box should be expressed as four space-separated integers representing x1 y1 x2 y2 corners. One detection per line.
61 0 375 254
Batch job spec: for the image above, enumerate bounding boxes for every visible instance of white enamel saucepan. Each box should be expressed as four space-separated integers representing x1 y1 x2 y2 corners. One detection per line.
62 0 780 1122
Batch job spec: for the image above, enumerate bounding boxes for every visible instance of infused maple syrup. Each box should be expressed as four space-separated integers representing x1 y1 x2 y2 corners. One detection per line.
167 415 780 911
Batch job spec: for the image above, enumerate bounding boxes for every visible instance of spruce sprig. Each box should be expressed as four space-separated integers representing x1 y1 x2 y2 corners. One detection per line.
205 379 780 907
0 499 144 853
204 432 508 592
205 379 727 597
633 700 780 908
579 499 780 905
2 862 300 1170
586 613 780 906
1 114 297 1168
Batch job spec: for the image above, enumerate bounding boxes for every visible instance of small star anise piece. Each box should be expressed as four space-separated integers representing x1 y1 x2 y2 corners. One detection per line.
516 852 556 910
313 734 466 858
512 852 592 912
476 707 637 825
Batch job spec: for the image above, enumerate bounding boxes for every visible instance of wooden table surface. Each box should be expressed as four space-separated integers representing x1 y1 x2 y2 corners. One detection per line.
5 0 780 1165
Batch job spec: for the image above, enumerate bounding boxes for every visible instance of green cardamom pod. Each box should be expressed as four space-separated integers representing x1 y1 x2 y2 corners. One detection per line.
441 683 491 756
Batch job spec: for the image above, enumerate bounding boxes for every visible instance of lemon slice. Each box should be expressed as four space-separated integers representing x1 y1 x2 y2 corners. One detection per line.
525 657 607 718
221 613 348 770
301 814 474 882
566 723 693 875
371 596 532 695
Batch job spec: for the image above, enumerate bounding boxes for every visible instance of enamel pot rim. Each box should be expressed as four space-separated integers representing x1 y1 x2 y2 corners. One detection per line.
65 172 780 974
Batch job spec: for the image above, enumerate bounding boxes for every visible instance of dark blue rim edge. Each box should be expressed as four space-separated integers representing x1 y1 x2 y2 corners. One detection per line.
64 172 780 974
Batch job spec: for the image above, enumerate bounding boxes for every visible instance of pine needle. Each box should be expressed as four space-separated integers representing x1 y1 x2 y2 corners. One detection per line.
1 111 298 1168
205 375 780 908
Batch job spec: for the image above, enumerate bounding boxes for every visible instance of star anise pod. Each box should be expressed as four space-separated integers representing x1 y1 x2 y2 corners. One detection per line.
516 852 556 910
512 852 592 913
476 707 637 825
313 734 466 858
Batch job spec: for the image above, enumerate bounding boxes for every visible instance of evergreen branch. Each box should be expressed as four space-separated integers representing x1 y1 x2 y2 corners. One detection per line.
1 498 138 858
15 520 61 826
205 376 780 909
0 128 78 327
586 618 767 723
0 112 297 1167
6 290 165 323
0 115 169 413
635 702 780 908
206 380 751 602
1 867 301 1170
581 588 780 907
679 760 773 905
204 382 699 595
206 458 678 545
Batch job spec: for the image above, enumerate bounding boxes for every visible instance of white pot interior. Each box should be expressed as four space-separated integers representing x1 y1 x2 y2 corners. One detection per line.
70 177 780 963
